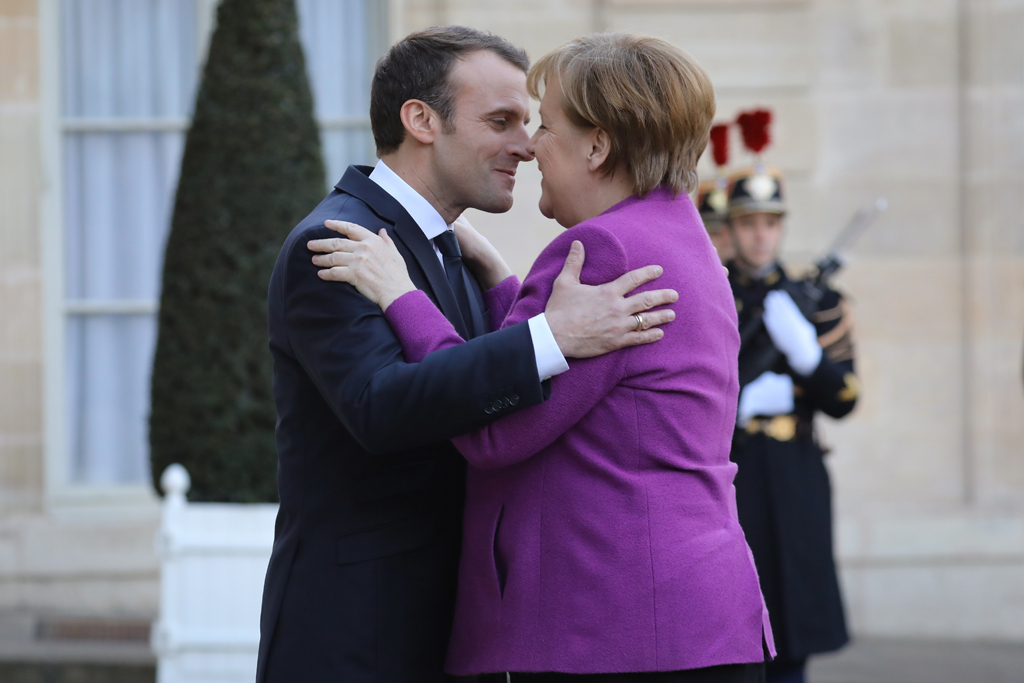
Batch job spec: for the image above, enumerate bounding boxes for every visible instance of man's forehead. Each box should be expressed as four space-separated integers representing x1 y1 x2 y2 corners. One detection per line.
450 51 529 108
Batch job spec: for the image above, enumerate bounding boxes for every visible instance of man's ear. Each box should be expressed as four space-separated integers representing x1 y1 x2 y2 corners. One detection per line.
586 128 612 173
400 99 439 145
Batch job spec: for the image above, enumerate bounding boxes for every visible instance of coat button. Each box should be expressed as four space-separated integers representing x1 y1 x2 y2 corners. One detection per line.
484 406 493 415
509 394 520 406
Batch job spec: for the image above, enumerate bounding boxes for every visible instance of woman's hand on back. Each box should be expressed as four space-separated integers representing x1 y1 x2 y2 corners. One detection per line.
453 214 514 290
307 221 416 312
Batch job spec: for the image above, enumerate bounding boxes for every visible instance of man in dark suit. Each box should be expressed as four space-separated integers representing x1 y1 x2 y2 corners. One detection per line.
257 27 675 683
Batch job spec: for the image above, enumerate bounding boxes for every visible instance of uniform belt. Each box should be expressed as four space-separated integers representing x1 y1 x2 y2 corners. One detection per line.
743 415 813 442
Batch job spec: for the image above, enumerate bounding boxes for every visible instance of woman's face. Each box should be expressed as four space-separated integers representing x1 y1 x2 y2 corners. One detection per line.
526 79 596 228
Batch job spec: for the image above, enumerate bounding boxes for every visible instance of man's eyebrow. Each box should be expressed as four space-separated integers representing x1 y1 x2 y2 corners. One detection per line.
483 106 526 120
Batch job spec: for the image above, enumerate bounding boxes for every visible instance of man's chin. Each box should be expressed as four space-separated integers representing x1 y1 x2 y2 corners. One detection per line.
472 192 515 214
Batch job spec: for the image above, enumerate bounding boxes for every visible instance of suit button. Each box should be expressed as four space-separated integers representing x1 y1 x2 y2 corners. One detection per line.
492 401 503 412
484 406 493 415
510 394 520 406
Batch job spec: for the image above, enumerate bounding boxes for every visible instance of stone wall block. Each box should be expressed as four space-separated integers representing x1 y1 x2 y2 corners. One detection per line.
886 16 957 87
0 17 38 101
852 563 1024 639
827 421 965 512
607 5 814 89
816 91 958 180
0 441 43 507
0 362 41 434
837 259 962 341
0 114 42 267
0 0 37 18
966 3 1024 87
814 0 886 88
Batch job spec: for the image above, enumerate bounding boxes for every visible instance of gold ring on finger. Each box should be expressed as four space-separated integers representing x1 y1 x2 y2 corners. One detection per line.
633 313 644 331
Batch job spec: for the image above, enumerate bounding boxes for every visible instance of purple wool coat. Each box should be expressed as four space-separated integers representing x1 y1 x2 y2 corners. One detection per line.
383 187 775 674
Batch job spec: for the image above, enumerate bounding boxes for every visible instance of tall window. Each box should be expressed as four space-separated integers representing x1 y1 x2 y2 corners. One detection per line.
59 0 386 487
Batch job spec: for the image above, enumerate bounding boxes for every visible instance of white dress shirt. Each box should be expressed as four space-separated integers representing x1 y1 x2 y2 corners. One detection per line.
369 160 569 381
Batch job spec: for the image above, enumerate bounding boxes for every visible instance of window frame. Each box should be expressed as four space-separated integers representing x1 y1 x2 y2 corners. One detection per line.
39 0 380 514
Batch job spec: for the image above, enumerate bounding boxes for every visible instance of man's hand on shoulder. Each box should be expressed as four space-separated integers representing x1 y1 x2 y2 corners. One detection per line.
545 240 678 359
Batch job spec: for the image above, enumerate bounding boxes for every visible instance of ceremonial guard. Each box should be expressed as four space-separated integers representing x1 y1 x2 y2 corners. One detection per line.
698 123 734 263
726 110 859 683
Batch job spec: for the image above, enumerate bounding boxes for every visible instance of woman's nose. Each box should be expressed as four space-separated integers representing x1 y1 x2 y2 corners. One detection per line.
525 131 540 159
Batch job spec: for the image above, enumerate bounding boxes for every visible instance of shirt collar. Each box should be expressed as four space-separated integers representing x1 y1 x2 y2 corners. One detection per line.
368 160 451 241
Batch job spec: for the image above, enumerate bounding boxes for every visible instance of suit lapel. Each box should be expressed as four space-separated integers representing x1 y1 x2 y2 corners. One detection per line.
337 166 470 339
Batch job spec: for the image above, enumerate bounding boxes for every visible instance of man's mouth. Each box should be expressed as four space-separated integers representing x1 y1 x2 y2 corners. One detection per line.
495 168 516 178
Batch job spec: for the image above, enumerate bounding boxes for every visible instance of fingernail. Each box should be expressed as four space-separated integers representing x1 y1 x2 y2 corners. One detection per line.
655 266 663 276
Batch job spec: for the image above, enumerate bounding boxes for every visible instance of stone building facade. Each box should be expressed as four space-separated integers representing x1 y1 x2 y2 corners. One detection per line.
0 0 1022 653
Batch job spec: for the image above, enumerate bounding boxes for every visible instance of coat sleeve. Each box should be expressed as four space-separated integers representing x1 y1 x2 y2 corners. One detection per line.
482 275 521 330
384 225 632 470
792 288 858 419
279 225 546 455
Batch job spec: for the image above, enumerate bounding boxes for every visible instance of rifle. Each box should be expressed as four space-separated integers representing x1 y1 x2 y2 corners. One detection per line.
737 198 887 388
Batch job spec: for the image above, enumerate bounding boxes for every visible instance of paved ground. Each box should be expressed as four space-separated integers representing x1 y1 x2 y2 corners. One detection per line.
810 638 1024 683
0 631 1022 682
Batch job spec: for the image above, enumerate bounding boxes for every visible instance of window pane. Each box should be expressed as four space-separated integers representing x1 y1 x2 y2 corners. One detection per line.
64 131 183 301
66 315 157 484
61 0 197 118
297 0 385 184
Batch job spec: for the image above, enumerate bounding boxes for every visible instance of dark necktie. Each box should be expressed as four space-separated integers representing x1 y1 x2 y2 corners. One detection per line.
433 230 476 337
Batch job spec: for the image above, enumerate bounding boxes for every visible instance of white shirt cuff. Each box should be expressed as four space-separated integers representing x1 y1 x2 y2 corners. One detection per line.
528 314 569 381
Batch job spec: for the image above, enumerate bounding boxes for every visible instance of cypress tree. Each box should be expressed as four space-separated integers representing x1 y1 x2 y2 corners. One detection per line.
150 0 325 502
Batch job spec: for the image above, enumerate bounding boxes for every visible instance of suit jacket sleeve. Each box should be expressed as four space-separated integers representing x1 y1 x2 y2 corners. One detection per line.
279 225 546 455
384 225 631 470
792 288 858 419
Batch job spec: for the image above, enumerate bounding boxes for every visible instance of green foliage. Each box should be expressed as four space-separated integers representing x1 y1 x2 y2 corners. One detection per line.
150 0 325 502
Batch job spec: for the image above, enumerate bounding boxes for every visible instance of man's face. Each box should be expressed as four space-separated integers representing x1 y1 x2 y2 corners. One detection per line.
431 50 532 214
729 212 783 270
708 228 734 265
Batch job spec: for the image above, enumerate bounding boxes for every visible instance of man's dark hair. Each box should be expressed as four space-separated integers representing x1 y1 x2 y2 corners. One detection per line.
370 26 529 155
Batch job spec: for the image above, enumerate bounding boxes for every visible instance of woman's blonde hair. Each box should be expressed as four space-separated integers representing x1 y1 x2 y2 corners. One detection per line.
527 33 715 195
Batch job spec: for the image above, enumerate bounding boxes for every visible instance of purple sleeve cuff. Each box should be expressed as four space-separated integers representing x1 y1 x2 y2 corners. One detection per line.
483 275 521 330
383 290 465 363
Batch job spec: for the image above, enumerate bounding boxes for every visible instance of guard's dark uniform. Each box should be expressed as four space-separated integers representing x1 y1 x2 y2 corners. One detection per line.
728 262 858 666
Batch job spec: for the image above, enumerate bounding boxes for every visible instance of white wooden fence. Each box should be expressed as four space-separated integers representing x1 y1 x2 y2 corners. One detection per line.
152 464 278 683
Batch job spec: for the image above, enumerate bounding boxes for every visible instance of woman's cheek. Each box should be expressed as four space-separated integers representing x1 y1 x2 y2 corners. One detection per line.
538 181 554 220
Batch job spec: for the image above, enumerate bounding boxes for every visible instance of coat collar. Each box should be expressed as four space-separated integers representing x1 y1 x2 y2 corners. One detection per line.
336 166 469 338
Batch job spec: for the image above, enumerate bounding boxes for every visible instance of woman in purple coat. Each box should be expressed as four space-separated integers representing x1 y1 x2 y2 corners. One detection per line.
312 34 772 682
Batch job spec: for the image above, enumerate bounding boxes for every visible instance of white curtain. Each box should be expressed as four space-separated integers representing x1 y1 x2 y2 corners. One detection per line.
296 0 383 185
62 0 382 485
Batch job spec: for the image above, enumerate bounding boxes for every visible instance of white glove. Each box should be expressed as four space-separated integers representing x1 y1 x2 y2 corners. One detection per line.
762 290 822 376
737 371 795 427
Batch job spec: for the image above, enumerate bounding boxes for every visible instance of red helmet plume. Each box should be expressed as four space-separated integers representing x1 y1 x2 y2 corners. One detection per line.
736 109 772 155
709 124 730 167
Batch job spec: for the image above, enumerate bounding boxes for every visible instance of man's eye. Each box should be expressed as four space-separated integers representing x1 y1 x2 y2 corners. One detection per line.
492 119 507 127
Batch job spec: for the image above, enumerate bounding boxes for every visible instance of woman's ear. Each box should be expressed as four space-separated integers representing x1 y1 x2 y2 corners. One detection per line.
587 128 612 173
399 99 438 145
